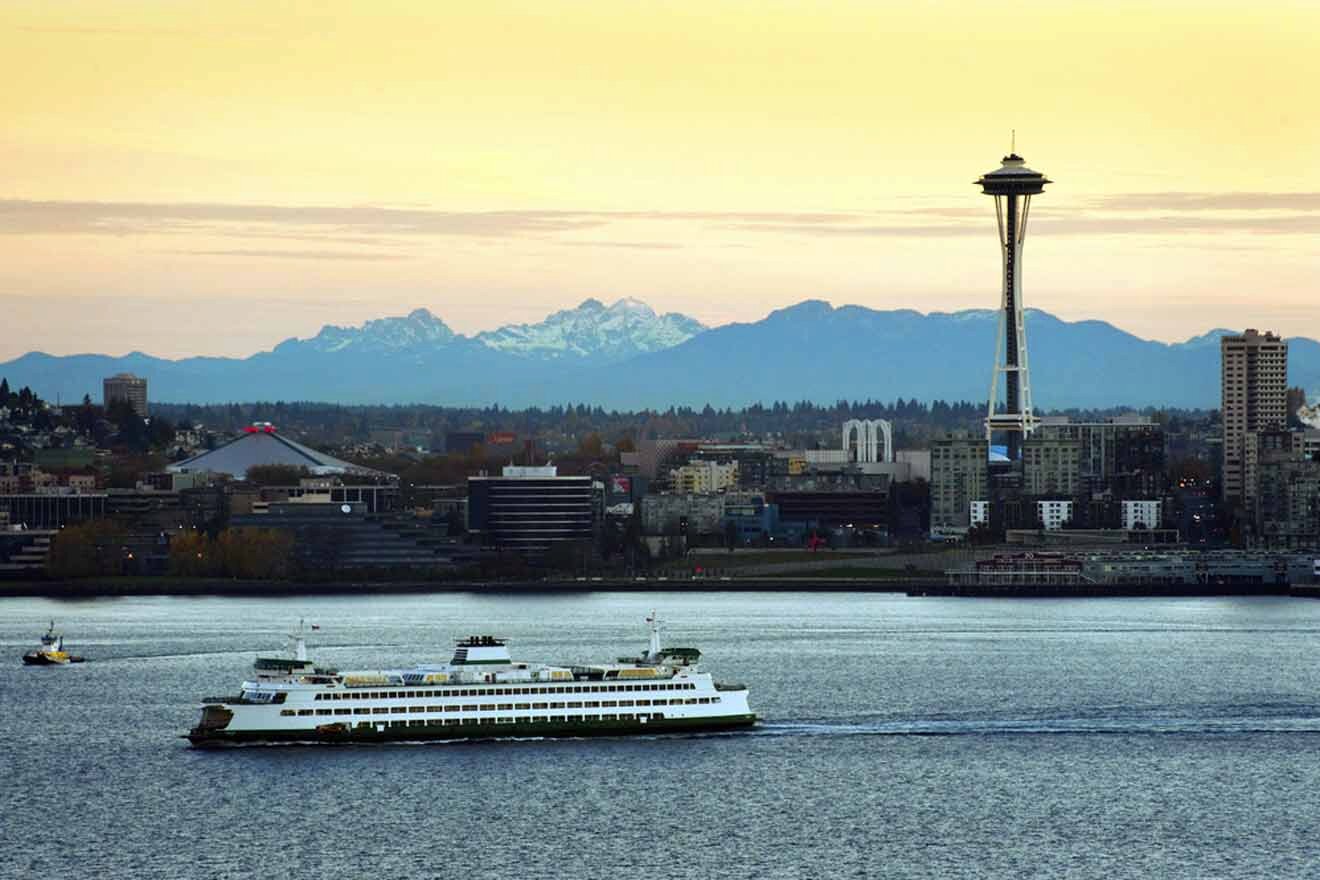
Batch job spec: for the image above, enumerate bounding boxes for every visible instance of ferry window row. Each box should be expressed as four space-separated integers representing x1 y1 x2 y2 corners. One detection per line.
313 682 698 700
289 697 721 718
371 713 668 730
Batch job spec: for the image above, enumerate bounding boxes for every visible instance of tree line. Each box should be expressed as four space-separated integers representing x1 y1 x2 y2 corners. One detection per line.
45 521 294 580
150 398 1216 452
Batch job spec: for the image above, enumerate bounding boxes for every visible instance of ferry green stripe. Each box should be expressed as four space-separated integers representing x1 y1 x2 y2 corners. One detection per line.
189 713 756 746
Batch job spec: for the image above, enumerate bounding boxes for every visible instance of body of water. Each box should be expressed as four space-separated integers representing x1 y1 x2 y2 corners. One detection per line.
3 593 1320 878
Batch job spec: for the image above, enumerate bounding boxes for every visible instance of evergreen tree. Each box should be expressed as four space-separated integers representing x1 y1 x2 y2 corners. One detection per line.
76 395 99 434
107 398 148 450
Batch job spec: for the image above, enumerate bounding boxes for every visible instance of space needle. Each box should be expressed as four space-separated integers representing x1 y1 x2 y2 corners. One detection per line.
976 148 1051 462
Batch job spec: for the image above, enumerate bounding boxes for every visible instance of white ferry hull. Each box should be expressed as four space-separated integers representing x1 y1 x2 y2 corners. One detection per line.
188 617 755 748
188 710 756 747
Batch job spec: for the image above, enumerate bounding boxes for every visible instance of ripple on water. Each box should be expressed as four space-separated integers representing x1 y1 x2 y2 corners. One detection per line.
3 592 1320 879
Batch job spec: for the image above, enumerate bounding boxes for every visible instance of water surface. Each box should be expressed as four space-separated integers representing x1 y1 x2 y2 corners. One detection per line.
3 593 1319 878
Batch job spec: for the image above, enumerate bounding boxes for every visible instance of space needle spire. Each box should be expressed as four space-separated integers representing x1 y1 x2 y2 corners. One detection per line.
976 148 1051 461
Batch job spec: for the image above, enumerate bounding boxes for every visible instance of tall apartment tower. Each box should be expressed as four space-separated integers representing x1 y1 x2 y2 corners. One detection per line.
977 152 1051 462
930 431 989 533
103 372 148 418
1220 329 1287 502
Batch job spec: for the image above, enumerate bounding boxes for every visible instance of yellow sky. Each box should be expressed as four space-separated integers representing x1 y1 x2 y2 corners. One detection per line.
3 0 1320 358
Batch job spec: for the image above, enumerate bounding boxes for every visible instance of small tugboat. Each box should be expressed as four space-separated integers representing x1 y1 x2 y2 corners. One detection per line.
187 613 755 747
22 621 86 665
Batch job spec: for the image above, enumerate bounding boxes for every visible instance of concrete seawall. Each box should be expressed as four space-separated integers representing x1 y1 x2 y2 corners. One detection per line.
3 577 1319 599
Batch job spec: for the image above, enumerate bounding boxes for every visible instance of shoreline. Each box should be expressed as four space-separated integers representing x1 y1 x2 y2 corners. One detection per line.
3 577 1318 599
1 577 917 598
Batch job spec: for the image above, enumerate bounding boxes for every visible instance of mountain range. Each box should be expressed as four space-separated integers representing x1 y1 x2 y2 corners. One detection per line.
3 297 1316 410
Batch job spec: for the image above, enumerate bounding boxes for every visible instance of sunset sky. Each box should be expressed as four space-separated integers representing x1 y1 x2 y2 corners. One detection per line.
3 0 1319 360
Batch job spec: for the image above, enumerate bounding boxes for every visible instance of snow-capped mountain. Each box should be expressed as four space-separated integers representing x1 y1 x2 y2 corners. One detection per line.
9 299 1320 408
474 298 708 362
279 308 458 354
267 299 705 363
1175 327 1240 350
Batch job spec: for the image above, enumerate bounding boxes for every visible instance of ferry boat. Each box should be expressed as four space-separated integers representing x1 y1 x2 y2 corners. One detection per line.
187 613 755 747
22 621 86 666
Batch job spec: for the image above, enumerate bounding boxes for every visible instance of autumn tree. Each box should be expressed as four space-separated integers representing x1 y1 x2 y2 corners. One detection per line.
577 432 603 459
168 531 215 577
214 528 294 579
46 520 128 578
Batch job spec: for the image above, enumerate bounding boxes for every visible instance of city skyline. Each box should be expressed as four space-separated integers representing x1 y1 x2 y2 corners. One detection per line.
7 4 1320 874
4 1 1320 359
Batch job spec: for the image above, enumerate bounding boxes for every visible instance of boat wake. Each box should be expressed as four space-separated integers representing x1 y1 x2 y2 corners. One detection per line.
749 714 1320 738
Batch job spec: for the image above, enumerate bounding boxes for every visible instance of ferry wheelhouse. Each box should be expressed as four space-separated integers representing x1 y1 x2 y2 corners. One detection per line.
187 614 754 746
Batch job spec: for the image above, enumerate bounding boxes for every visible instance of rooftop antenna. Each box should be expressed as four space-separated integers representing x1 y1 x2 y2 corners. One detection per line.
1011 129 1016 154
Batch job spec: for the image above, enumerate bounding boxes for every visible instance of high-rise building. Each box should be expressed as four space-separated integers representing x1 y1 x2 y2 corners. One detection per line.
467 465 595 556
669 460 739 495
1021 433 1081 497
1033 416 1166 498
977 151 1051 462
687 444 773 489
1221 329 1288 503
930 432 989 533
1253 430 1320 547
103 372 148 418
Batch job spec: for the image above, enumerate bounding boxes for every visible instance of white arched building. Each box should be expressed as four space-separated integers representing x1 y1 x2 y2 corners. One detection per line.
842 419 893 464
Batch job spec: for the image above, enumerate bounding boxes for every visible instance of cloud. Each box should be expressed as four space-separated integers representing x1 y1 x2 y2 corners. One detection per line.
14 25 193 37
1092 192 1320 211
556 240 683 250
214 229 415 247
1036 213 1320 236
608 210 864 224
175 249 409 261
0 199 871 237
0 199 606 238
678 197 1320 238
724 221 984 238
1 195 1318 248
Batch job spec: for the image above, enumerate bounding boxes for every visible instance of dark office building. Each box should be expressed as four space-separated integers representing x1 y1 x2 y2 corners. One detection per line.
259 482 399 514
689 445 774 490
1034 418 1166 498
768 490 889 530
1111 425 1168 498
229 502 453 571
467 466 594 555
445 432 486 455
0 493 107 529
